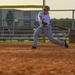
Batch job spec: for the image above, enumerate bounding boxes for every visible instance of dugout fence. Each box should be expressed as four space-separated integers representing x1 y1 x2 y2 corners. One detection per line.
0 8 75 42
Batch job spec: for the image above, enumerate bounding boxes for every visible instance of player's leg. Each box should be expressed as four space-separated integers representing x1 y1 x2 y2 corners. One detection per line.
32 26 43 49
43 25 68 48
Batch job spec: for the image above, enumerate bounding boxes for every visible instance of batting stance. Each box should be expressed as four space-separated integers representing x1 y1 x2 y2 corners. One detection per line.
32 6 68 49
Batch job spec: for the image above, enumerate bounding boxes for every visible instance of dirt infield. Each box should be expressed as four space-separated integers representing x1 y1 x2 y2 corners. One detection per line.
0 42 75 75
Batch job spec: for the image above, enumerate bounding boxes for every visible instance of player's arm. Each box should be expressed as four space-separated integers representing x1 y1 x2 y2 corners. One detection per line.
38 16 47 26
38 16 42 25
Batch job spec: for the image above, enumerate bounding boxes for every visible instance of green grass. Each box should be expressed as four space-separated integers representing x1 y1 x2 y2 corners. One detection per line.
0 37 69 44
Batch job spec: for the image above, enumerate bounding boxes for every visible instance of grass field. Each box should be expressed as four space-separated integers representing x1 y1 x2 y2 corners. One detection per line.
0 42 75 75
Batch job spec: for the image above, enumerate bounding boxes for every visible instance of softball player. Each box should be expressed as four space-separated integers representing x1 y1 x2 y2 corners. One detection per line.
32 6 68 49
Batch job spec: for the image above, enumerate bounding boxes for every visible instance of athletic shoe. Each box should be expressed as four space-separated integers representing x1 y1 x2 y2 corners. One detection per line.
31 46 37 49
64 40 68 48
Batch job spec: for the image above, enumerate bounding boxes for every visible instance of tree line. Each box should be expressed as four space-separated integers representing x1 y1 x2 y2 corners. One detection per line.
50 18 75 28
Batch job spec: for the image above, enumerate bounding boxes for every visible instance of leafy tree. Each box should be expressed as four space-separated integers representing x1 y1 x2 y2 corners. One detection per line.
6 11 13 26
51 18 74 28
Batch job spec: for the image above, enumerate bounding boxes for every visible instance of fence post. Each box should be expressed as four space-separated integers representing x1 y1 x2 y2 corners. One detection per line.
43 0 45 6
13 11 15 34
43 35 45 43
69 10 75 43
72 10 74 29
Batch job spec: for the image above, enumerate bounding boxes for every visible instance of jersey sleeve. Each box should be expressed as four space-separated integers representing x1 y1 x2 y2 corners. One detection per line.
38 12 42 25
38 12 42 17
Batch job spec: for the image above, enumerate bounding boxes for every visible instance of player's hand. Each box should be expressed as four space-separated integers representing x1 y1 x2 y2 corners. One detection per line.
42 24 46 27
42 21 47 27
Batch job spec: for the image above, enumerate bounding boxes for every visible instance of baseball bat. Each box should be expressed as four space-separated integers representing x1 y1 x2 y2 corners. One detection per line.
53 25 68 30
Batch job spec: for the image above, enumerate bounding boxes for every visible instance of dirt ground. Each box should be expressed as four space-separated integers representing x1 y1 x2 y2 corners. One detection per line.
0 42 75 75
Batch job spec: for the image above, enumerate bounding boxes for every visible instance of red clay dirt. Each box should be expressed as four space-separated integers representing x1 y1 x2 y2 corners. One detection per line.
0 42 75 75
